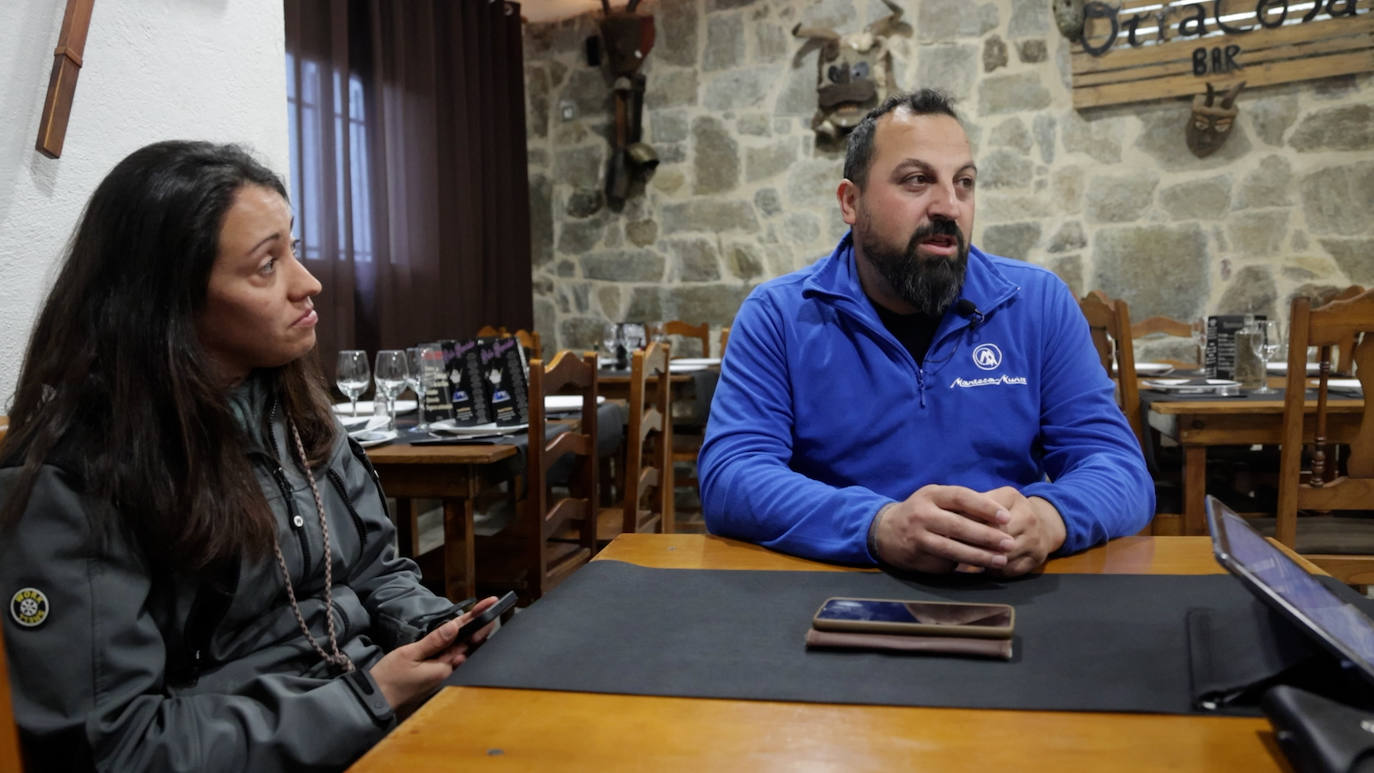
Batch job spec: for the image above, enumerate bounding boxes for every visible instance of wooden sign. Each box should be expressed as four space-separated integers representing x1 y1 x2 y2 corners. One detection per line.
1070 0 1373 109
36 0 96 158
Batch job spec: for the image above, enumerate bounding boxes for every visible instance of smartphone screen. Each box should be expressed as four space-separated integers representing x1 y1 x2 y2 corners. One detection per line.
815 598 1012 628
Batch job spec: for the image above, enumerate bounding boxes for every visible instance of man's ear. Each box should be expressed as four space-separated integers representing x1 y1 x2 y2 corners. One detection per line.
837 179 860 226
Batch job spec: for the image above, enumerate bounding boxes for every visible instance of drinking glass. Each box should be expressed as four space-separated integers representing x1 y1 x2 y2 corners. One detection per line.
1190 318 1207 370
374 350 408 430
406 347 426 427
623 323 647 351
602 322 624 369
336 350 371 418
1248 321 1280 395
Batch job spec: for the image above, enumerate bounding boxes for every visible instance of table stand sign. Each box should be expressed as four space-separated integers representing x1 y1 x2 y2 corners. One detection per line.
1206 314 1262 379
443 338 492 426
480 336 530 427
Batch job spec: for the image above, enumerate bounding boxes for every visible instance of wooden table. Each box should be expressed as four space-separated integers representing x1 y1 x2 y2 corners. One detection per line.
1146 391 1363 535
365 441 517 601
349 534 1310 772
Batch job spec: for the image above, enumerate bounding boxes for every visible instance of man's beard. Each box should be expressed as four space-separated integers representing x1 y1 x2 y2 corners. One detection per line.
860 217 969 317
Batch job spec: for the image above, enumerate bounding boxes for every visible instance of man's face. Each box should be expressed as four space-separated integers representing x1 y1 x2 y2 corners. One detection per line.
841 111 977 316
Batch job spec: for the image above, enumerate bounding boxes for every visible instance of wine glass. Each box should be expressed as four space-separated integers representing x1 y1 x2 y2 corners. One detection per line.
602 322 623 369
1190 318 1207 371
406 347 426 427
336 350 371 418
374 350 408 430
1249 321 1280 394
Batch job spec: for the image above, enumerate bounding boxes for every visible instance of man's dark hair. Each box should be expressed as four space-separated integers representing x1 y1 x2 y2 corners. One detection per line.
0 141 336 572
843 88 960 189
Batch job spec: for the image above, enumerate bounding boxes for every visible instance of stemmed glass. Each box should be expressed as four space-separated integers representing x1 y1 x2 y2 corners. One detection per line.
602 322 624 369
373 350 408 430
336 350 371 418
406 347 426 427
1250 320 1282 394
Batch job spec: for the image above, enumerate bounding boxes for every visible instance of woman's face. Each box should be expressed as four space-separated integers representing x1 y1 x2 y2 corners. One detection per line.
196 184 321 385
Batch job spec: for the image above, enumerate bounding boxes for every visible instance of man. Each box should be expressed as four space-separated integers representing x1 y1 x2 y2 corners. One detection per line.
698 89 1153 576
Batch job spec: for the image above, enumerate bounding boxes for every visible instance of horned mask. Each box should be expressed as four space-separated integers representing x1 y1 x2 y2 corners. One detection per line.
793 0 904 141
1186 81 1245 158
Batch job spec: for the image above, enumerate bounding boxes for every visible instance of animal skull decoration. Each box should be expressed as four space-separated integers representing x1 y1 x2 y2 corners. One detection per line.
793 0 905 141
1186 81 1246 158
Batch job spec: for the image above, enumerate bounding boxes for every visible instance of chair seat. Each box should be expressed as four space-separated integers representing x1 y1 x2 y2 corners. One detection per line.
1247 514 1374 555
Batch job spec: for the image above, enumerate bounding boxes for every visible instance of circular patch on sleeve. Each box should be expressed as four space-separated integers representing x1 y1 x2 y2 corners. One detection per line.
10 587 50 628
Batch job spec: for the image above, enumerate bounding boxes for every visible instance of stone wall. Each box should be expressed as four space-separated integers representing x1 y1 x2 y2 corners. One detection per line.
522 0 1374 361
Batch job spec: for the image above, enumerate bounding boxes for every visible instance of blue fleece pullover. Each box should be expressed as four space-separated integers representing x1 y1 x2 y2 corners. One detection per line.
698 233 1154 565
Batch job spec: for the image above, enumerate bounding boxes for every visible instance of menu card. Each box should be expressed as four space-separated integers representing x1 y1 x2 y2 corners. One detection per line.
480 336 530 426
419 344 454 424
1205 315 1263 379
443 338 491 426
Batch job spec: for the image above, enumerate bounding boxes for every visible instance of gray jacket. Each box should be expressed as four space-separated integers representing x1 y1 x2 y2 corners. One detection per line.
1 395 457 771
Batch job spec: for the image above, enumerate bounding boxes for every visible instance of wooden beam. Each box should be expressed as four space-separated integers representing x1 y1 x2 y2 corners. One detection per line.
36 0 96 159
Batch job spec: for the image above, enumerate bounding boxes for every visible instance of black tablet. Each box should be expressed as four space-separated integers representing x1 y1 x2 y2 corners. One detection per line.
1206 495 1374 687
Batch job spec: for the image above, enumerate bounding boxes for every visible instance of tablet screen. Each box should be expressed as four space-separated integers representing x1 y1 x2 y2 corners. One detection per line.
1210 500 1374 667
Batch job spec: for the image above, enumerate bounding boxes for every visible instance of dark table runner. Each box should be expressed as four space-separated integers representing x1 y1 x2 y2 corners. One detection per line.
450 560 1374 716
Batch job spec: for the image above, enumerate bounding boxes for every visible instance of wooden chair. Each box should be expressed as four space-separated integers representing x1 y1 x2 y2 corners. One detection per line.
662 320 710 358
661 321 711 521
719 326 730 357
477 351 598 604
476 326 543 361
595 341 673 541
1273 290 1374 586
1130 315 1196 369
1 617 23 771
1079 291 1143 445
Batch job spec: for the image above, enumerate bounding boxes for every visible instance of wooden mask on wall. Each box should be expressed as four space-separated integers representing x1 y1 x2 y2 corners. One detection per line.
1186 81 1246 158
792 0 905 141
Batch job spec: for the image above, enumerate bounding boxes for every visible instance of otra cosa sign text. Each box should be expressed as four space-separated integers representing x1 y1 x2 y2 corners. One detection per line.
1069 0 1373 108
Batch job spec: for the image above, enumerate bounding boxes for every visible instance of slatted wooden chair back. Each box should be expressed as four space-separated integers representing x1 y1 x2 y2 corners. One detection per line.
1078 291 1143 446
719 326 730 357
1276 290 1374 585
1130 315 1195 369
621 342 673 535
663 320 710 359
476 326 542 361
480 351 599 603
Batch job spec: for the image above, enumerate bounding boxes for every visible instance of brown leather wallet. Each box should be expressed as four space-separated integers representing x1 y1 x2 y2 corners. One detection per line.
805 628 1014 660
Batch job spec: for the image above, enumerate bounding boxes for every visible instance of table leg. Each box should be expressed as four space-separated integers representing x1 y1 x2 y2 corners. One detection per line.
1183 445 1207 535
442 490 476 602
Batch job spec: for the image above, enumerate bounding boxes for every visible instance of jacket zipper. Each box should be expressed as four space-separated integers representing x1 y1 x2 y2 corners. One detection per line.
268 462 313 577
326 469 368 553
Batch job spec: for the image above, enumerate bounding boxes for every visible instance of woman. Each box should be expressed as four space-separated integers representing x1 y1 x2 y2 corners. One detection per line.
0 141 499 771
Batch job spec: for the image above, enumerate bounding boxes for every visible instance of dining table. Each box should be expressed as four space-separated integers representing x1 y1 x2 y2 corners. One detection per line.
1141 373 1364 535
347 532 1318 772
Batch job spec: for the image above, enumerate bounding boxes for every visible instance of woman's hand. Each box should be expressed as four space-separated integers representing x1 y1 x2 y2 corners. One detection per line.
369 595 501 712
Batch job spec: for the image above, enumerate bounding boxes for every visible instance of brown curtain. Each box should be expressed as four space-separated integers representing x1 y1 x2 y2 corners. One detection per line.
284 0 532 381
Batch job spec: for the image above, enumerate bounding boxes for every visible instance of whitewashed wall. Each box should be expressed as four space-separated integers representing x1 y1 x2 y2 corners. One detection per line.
0 0 288 406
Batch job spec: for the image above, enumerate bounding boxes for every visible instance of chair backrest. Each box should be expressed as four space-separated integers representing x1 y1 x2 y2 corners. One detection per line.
476 326 542 361
524 351 599 600
719 326 730 358
663 320 710 358
1 620 23 772
1318 285 1365 376
1078 291 1143 446
1276 290 1374 556
622 342 673 534
1130 315 1195 369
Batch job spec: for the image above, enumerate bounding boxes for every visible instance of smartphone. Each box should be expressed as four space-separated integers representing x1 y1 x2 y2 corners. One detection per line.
812 597 1014 638
453 591 518 644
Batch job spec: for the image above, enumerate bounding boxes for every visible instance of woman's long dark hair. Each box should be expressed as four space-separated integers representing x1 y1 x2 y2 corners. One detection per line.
0 141 336 571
